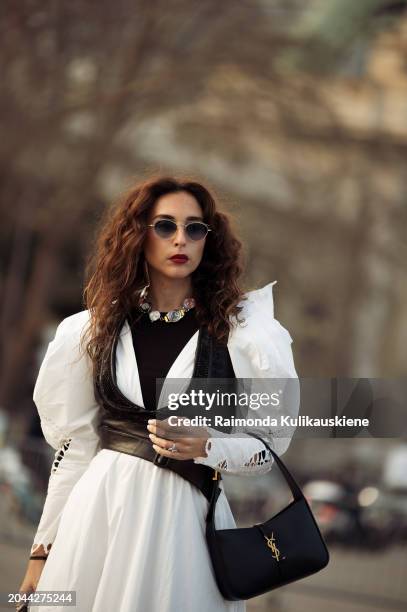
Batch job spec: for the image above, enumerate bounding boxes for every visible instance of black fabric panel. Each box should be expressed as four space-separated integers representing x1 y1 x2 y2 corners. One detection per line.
129 308 200 411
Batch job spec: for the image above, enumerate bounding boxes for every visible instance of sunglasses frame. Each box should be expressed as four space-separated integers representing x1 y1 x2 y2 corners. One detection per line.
147 219 212 241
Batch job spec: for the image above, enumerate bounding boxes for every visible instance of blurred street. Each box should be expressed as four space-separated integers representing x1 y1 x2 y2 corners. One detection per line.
1 516 406 612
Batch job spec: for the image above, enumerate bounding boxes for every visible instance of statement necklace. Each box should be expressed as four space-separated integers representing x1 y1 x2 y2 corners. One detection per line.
138 292 196 323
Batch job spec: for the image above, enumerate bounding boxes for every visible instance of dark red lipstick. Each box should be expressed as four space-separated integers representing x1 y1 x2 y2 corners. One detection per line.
169 254 189 264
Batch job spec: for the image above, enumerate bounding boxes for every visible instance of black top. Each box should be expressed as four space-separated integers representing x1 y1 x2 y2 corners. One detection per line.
129 307 200 411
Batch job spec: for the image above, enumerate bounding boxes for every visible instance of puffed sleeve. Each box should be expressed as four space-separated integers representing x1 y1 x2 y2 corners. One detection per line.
30 311 101 556
193 281 300 476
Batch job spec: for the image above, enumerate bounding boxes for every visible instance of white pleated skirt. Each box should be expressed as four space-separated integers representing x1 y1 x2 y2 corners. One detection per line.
30 449 246 612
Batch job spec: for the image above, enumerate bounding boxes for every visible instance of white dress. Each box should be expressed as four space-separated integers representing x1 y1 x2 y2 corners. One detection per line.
29 281 300 612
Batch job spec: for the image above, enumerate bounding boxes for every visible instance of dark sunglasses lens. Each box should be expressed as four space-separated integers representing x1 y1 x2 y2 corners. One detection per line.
154 220 177 238
186 223 208 240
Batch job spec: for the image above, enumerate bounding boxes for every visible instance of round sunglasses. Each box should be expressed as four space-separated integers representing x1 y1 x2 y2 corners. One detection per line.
147 219 212 241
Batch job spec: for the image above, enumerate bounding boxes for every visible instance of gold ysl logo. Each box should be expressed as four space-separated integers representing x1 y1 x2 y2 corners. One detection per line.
264 532 281 561
212 470 220 480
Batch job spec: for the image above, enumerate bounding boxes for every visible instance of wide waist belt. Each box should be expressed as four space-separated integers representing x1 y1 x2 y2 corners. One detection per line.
99 424 220 503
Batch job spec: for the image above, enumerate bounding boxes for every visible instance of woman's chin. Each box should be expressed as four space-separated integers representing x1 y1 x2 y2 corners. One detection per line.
161 266 193 280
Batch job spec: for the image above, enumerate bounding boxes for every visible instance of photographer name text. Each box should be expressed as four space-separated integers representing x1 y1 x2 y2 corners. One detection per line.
167 415 370 428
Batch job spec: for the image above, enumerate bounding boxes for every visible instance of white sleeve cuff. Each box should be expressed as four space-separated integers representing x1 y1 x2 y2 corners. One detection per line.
193 428 273 475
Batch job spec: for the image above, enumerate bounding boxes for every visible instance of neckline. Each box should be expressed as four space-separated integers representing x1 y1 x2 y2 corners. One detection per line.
110 318 204 412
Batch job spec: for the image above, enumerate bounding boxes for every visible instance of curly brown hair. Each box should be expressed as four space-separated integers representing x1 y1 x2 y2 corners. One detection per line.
81 174 247 377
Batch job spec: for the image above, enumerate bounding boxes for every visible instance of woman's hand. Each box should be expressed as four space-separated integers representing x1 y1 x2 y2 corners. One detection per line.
17 558 46 610
146 418 210 461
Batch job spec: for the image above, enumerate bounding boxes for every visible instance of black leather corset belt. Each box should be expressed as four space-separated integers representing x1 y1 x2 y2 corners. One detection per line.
93 318 238 503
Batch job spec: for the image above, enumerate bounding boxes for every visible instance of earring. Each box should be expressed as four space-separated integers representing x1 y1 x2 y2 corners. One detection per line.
139 259 150 304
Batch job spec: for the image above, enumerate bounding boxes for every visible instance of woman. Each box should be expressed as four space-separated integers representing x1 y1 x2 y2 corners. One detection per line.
18 175 299 612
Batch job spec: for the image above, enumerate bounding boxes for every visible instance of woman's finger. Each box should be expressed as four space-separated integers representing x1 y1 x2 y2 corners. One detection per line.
150 418 191 435
147 421 187 440
148 432 188 451
152 443 189 460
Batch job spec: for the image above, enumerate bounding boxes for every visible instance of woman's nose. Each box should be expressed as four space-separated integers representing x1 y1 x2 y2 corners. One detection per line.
173 226 187 244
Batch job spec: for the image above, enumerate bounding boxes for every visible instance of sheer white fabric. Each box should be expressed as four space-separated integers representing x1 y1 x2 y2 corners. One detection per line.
29 281 299 612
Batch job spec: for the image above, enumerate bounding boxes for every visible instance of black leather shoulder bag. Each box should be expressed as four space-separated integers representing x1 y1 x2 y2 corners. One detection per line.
205 432 330 601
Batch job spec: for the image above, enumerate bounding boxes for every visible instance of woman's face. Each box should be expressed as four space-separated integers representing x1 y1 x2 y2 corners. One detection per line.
143 191 207 281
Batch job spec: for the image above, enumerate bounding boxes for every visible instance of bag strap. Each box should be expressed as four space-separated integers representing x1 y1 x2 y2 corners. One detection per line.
206 433 304 525
247 433 303 501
